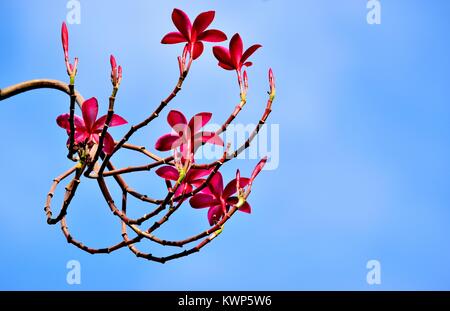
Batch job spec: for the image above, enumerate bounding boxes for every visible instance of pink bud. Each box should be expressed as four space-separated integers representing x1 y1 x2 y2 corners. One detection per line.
250 156 268 182
61 22 69 60
118 65 122 80
110 54 117 71
243 71 248 90
236 169 241 190
268 68 275 91
73 57 79 71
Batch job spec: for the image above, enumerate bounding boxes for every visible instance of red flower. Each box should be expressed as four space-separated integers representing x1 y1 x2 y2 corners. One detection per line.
155 166 211 199
154 110 223 157
213 33 262 71
189 172 251 225
56 97 127 154
161 8 227 60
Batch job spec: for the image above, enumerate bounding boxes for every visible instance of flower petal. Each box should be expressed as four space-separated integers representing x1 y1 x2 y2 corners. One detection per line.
93 114 128 131
192 11 215 37
174 183 193 201
199 131 224 146
155 133 183 151
155 166 179 181
197 29 227 42
73 130 88 144
188 112 212 134
102 132 115 154
167 110 187 131
207 205 224 225
172 8 192 40
212 46 233 68
227 197 251 213
223 177 250 199
189 193 218 209
161 31 188 44
241 44 262 64
57 113 85 130
186 168 211 182
229 33 243 68
218 62 235 70
190 179 206 188
192 41 204 60
208 172 223 197
81 97 98 132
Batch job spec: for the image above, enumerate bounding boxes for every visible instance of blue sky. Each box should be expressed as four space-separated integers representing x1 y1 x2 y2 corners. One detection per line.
1 0 450 290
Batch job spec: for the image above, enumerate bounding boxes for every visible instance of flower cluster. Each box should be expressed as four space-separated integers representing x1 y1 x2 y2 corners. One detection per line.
49 8 276 262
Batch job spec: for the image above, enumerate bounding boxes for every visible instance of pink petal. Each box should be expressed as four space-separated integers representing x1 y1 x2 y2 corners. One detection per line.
199 131 224 146
174 183 192 199
241 44 262 64
188 112 212 134
102 132 115 154
155 133 183 151
186 168 211 182
226 197 251 213
172 8 192 40
167 110 187 131
161 31 188 44
239 202 251 213
81 97 98 132
197 30 227 42
223 178 250 199
73 130 88 144
189 193 218 209
218 62 235 70
56 113 85 130
229 33 243 69
192 41 204 60
192 11 215 37
208 172 223 197
212 46 233 68
207 205 224 226
93 114 127 131
155 166 179 181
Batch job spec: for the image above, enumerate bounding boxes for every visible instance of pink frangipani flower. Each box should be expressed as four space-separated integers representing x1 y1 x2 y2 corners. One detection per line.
161 8 227 60
213 33 262 72
189 172 251 225
57 97 127 154
155 166 211 200
154 110 223 157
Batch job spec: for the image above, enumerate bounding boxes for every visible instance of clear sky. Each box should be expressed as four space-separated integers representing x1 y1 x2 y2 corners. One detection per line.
1 0 450 290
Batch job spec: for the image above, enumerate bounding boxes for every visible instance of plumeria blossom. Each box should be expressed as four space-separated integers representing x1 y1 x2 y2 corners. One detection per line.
61 22 78 79
189 172 251 225
213 33 262 72
155 165 211 200
189 157 268 225
161 8 227 60
154 110 223 158
57 97 127 154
